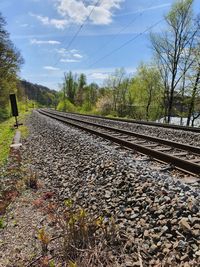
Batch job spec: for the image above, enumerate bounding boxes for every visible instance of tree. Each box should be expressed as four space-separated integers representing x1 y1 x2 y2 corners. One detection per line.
76 73 86 106
185 16 200 126
105 68 129 116
83 83 98 111
186 51 200 126
64 71 77 104
0 12 23 119
151 0 197 123
129 64 163 120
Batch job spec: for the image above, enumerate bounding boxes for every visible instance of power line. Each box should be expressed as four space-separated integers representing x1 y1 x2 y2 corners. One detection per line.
88 18 164 68
53 0 101 67
86 13 143 63
49 0 88 65
86 2 157 63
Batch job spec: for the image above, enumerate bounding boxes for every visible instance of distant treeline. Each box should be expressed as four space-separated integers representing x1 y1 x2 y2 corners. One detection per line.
18 80 58 107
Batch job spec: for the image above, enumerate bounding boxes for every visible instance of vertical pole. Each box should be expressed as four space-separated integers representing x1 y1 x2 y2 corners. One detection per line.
15 116 18 128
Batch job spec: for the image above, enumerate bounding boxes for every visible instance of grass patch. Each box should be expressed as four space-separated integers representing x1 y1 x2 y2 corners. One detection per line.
0 117 15 166
0 109 31 166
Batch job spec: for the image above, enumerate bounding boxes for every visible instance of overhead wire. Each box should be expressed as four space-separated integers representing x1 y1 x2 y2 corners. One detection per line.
53 0 101 67
86 2 157 64
49 0 88 66
88 18 164 68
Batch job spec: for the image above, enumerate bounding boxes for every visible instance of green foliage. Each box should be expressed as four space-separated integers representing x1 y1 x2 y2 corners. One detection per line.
37 228 50 254
0 117 15 166
0 107 10 122
96 94 113 116
57 99 76 112
49 260 56 267
68 261 77 267
0 217 5 229
63 71 77 104
0 13 23 121
19 80 59 108
44 199 119 265
129 63 163 120
167 0 193 25
76 73 86 106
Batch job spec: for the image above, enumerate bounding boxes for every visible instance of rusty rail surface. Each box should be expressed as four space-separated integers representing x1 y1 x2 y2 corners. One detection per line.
38 109 200 176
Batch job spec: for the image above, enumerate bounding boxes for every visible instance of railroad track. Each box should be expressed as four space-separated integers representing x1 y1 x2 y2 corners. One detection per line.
38 109 200 176
61 111 200 133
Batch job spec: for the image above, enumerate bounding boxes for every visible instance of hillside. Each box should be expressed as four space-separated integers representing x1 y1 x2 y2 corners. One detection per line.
19 80 58 107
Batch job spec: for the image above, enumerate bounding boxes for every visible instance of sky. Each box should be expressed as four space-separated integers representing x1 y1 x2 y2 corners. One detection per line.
0 0 199 90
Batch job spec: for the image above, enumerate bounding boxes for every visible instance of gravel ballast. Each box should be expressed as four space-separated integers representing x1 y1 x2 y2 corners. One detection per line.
54 111 200 147
21 111 200 266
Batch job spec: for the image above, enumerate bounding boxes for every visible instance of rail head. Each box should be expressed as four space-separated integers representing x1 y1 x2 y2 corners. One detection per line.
44 109 200 133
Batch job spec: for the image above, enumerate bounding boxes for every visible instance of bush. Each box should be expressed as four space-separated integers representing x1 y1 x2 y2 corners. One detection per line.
57 100 76 113
96 96 113 116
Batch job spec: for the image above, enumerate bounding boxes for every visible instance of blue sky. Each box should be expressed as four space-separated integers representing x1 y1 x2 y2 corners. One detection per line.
0 0 199 90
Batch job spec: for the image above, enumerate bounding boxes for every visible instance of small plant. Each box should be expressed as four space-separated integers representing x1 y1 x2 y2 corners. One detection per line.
49 259 56 267
68 260 77 267
37 228 50 255
33 197 44 208
25 171 38 189
42 198 121 265
0 216 5 229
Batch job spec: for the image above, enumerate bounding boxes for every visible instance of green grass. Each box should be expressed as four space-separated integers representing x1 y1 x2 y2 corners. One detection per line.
0 109 31 166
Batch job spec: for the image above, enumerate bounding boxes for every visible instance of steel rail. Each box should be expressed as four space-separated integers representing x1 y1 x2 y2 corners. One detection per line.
38 109 200 175
50 109 200 133
41 109 200 155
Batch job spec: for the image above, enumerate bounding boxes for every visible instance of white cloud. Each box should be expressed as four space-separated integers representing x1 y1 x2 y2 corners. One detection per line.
56 48 68 55
84 66 137 82
73 53 83 59
56 0 124 25
70 49 79 53
31 39 61 45
30 1 123 30
60 58 80 63
43 66 60 71
56 48 84 63
57 0 89 24
89 72 109 80
30 13 68 29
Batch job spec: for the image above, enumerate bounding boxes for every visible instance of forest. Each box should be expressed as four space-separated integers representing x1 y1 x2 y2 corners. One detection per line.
0 0 200 126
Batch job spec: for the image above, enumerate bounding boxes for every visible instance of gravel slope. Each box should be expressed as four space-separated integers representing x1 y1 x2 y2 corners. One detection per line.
22 111 200 266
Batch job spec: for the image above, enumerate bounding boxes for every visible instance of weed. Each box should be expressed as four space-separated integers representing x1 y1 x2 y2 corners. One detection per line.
42 199 122 266
37 228 50 255
39 256 50 267
42 192 54 200
68 260 77 267
0 216 5 229
49 259 56 267
24 171 38 189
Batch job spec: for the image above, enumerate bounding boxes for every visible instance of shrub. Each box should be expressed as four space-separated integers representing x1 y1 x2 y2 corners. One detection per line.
57 100 76 113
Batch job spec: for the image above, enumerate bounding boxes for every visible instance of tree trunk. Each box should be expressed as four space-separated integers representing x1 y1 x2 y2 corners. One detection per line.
146 86 153 121
186 67 200 126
